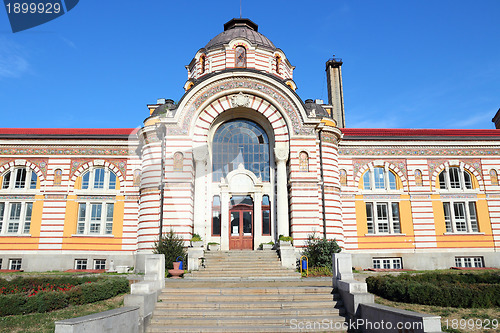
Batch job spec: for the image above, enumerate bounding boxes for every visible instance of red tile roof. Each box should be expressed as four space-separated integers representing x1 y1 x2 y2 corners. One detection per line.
341 128 500 139
0 128 138 138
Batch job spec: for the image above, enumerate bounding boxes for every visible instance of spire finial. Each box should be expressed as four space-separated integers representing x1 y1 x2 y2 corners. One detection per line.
240 0 242 18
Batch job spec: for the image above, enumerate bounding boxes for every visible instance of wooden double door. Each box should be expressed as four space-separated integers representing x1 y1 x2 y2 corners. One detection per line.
229 206 253 250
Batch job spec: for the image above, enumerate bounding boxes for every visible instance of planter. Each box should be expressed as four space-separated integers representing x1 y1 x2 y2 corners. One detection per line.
191 240 204 247
168 261 184 279
208 243 220 251
262 244 274 250
279 240 292 247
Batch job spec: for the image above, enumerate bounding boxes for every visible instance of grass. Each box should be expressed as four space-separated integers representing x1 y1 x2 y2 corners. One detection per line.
0 294 125 333
375 296 500 333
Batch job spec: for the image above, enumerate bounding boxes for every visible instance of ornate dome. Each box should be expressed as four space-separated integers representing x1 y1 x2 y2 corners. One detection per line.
205 18 276 51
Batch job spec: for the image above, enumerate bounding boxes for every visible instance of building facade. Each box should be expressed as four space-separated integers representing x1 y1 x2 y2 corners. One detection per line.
0 19 499 271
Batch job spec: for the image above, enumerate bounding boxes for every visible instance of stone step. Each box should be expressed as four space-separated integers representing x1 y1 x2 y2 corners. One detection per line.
184 276 302 280
160 294 337 302
147 324 347 332
149 315 346 326
163 279 332 288
154 300 337 310
187 271 298 276
161 287 334 295
151 307 344 318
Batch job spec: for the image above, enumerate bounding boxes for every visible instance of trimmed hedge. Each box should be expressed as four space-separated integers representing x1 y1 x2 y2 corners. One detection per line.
366 272 500 308
0 276 100 294
0 277 130 316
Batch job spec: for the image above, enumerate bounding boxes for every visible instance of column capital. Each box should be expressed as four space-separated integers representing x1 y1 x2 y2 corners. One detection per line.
274 146 289 162
193 145 209 162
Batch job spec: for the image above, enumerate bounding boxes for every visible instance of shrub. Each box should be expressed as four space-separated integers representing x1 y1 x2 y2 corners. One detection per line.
279 235 293 242
67 278 129 305
153 229 187 269
300 234 341 268
191 233 202 241
24 290 68 313
366 272 500 308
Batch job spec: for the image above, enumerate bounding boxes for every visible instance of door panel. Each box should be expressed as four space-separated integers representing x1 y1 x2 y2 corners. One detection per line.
229 209 253 250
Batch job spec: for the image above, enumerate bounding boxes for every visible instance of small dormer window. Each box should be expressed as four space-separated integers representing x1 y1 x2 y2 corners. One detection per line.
235 46 246 68
275 54 281 74
200 54 206 74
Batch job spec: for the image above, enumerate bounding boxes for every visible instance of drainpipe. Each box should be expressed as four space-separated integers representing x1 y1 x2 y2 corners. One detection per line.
318 128 327 239
156 124 166 241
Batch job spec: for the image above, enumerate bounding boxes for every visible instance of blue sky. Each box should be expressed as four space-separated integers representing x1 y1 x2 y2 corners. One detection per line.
0 0 499 129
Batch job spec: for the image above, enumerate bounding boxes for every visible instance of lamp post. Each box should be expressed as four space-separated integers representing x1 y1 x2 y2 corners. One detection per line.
155 123 166 241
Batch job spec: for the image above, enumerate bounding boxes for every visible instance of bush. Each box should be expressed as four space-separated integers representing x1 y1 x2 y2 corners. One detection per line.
0 277 129 316
366 272 500 308
153 229 187 269
300 234 341 268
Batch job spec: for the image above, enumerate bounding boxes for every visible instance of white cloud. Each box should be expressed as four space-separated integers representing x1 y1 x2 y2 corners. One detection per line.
0 37 30 78
449 112 493 129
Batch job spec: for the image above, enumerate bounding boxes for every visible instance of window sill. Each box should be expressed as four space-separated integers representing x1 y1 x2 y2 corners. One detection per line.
443 232 485 236
71 234 114 238
0 234 31 237
364 233 406 237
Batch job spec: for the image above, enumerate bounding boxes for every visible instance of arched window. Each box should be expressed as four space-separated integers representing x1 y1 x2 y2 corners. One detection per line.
490 169 498 186
298 151 309 172
363 167 397 190
199 54 206 74
438 166 472 190
77 167 118 235
340 169 347 187
173 152 184 171
235 46 247 68
81 167 117 190
54 169 62 186
275 54 281 74
0 166 37 235
212 119 270 182
414 169 423 187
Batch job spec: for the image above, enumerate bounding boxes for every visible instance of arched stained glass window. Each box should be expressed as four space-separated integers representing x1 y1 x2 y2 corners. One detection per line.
212 119 270 182
235 46 247 68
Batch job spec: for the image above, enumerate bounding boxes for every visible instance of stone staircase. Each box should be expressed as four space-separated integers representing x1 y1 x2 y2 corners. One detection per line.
146 250 347 332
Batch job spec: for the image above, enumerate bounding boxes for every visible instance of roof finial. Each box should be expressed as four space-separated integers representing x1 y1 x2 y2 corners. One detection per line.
240 0 242 18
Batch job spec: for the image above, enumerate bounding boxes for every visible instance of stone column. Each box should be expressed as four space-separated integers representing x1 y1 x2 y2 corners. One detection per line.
253 191 263 250
193 146 208 240
274 146 289 237
220 183 230 251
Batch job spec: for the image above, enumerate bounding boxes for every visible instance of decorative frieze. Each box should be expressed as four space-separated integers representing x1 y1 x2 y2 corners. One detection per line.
0 146 130 156
340 147 500 157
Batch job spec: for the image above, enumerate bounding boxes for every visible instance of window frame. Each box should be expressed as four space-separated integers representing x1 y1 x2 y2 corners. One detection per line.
1 167 38 191
80 167 118 191
94 259 106 270
454 256 484 268
372 257 402 270
365 201 402 235
212 195 221 236
9 258 22 270
362 166 398 191
438 166 474 191
443 201 479 234
75 259 88 270
76 201 115 236
0 201 33 235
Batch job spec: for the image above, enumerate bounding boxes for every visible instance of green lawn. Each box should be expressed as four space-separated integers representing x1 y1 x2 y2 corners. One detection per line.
0 294 125 333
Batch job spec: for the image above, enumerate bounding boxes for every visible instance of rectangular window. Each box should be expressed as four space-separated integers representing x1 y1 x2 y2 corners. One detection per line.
363 172 371 190
376 203 389 233
9 259 21 270
366 203 374 234
30 172 37 189
0 258 2 269
449 167 461 189
0 202 4 233
105 203 114 234
93 169 105 189
109 172 116 190
212 196 221 236
391 202 401 233
89 204 102 233
7 203 21 233
94 259 106 270
455 256 484 268
82 172 90 189
262 195 271 236
469 202 479 232
14 169 26 188
23 202 32 234
372 257 402 270
75 259 87 270
77 203 86 234
374 168 385 189
443 202 452 232
439 172 446 189
453 202 467 232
